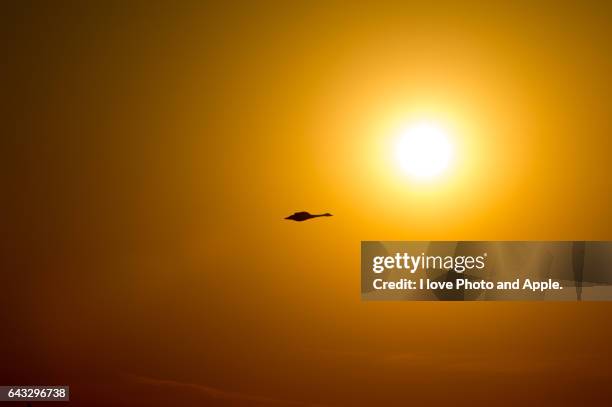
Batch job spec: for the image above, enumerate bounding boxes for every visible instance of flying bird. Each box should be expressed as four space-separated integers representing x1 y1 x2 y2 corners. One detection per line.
285 211 333 221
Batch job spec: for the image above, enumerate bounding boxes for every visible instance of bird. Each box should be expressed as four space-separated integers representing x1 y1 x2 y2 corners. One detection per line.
285 211 332 221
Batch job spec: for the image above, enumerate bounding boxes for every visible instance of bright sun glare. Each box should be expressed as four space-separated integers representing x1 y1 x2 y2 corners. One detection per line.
394 122 454 180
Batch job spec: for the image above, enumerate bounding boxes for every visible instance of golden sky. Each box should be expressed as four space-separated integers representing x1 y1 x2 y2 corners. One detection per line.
4 2 612 406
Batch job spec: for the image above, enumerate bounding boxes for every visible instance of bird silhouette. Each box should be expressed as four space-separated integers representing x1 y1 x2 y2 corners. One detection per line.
285 211 332 221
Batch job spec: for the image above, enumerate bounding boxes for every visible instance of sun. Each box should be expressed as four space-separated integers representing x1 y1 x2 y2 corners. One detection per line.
394 121 454 180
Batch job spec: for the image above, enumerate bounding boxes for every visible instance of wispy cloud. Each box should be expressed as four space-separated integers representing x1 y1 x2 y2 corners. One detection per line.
127 374 331 407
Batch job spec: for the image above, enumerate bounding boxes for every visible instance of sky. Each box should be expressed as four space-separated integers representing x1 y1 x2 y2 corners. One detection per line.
3 1 612 406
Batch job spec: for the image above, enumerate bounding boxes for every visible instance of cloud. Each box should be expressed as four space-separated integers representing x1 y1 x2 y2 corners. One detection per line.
127 374 330 407
382 351 605 374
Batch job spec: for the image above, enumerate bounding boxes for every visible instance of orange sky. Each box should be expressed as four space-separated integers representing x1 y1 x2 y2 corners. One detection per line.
4 2 612 406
